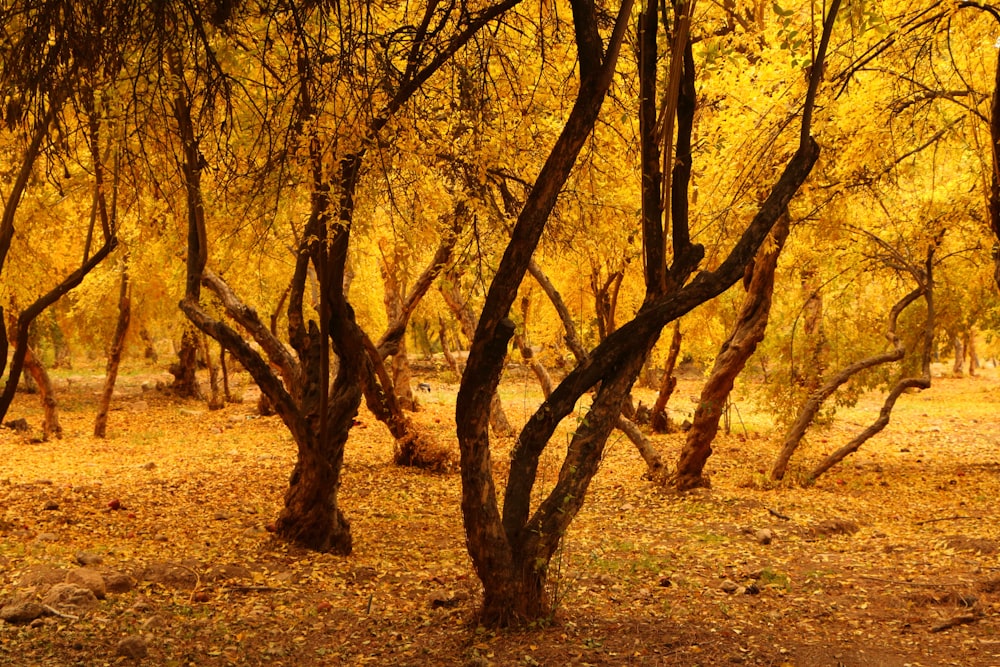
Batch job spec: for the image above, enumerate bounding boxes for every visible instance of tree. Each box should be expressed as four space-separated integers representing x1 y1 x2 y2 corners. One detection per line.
456 0 841 625
674 211 790 490
0 0 126 424
167 0 522 553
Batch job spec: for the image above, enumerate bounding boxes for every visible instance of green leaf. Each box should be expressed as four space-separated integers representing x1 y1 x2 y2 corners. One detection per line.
772 2 795 17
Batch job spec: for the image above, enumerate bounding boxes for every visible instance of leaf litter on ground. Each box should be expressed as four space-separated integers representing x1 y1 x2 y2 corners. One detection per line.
1 364 999 665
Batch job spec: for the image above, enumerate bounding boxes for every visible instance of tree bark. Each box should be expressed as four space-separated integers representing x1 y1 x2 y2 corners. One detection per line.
966 331 979 376
651 321 682 432
441 275 515 437
458 0 648 625
171 327 203 399
952 334 965 376
94 267 131 438
674 212 789 491
202 333 225 410
23 345 62 440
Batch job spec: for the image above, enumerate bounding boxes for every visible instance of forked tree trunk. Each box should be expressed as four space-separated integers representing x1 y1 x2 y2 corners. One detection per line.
273 373 356 554
95 267 131 438
770 285 923 480
674 213 789 491
651 320 682 432
23 345 62 440
807 249 935 482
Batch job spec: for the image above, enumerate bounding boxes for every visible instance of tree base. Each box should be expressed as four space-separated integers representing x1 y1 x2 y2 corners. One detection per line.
674 473 711 492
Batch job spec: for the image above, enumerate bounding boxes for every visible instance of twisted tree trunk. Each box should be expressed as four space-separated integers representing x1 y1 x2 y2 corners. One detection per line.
674 212 789 491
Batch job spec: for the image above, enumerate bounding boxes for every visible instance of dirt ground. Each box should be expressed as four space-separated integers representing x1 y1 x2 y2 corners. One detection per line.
1 362 999 666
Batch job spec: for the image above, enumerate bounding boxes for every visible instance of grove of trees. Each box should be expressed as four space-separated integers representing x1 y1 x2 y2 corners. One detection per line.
4 0 1000 627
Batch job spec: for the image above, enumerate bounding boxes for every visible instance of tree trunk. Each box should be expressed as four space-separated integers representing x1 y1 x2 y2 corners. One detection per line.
651 321 682 432
94 267 131 438
202 333 224 410
514 294 555 396
441 276 515 437
171 327 203 399
988 24 1000 291
220 347 231 401
674 213 789 491
439 317 461 377
770 284 924 480
798 268 826 393
952 334 965 376
808 247 935 481
275 425 353 554
461 0 839 626
23 345 61 440
966 331 979 376
139 326 158 363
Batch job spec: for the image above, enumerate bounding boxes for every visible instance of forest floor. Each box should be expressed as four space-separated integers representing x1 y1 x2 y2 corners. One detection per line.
2 362 1000 666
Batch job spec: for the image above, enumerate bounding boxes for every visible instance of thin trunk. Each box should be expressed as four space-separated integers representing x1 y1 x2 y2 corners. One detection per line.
439 317 461 376
139 327 158 363
799 269 826 393
220 347 231 401
674 213 789 491
95 266 131 438
952 334 965 376
770 285 923 481
651 321 682 432
203 333 224 410
23 345 61 440
808 248 935 481
529 258 665 477
379 250 417 410
989 26 1000 291
514 294 555 396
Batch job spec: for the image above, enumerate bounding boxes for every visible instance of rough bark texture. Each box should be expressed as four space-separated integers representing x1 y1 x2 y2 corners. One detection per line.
441 276 515 437
202 334 225 410
94 269 131 438
23 345 62 440
674 213 789 491
171 327 203 399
